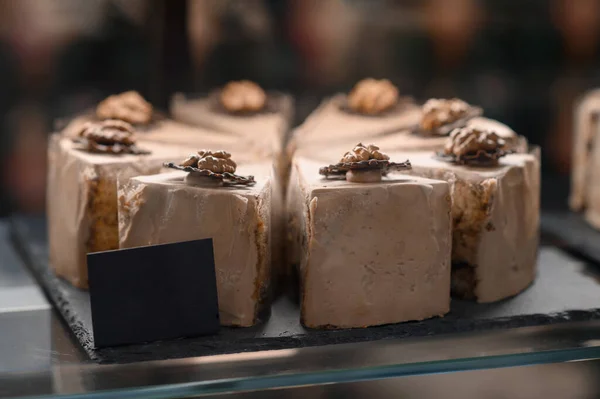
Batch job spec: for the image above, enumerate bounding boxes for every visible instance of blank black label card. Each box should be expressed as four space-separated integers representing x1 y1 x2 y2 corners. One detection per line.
88 239 219 347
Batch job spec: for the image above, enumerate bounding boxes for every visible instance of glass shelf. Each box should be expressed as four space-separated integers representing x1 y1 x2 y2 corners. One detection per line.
3 217 600 399
3 305 600 398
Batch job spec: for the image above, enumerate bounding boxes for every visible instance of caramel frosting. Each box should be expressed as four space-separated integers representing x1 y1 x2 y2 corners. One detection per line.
96 91 153 125
347 78 399 115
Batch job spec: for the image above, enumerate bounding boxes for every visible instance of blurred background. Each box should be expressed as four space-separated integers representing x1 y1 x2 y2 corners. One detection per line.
0 0 599 216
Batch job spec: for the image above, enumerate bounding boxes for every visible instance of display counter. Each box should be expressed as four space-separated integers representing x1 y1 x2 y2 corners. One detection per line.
3 218 600 398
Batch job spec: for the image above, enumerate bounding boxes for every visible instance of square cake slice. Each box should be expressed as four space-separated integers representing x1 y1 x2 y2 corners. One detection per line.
47 135 191 289
388 151 540 303
118 163 276 327
286 158 451 329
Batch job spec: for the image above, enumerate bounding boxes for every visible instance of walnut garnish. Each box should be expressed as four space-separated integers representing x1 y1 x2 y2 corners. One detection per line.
320 143 410 183
341 143 390 163
442 126 508 165
75 120 149 154
347 78 399 115
421 98 472 133
96 91 153 124
220 80 267 113
178 150 237 174
165 150 254 186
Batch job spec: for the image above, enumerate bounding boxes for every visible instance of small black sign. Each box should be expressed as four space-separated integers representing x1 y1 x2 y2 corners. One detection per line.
88 239 219 348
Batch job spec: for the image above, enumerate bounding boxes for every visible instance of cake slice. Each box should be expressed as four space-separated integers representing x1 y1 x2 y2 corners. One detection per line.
61 114 261 156
58 91 263 158
298 127 540 302
170 82 294 176
295 115 525 162
289 94 420 150
386 131 540 302
170 89 293 149
118 153 276 327
370 116 526 154
570 89 600 228
286 149 451 329
293 95 525 159
47 121 196 289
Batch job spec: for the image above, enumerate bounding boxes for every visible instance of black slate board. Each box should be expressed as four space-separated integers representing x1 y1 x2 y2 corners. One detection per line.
11 216 600 365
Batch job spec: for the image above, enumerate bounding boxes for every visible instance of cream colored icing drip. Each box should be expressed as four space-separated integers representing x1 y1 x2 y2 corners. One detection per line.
287 158 451 328
118 166 273 327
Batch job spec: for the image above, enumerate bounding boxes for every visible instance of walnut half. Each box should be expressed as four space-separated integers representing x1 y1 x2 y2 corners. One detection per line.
79 119 136 146
220 81 267 113
179 150 237 174
347 78 399 115
341 143 390 163
421 98 471 133
75 119 149 154
96 91 153 125
444 126 506 164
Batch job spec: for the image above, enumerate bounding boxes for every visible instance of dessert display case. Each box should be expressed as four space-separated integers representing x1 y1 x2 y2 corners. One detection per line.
6 1 600 397
3 73 600 399
4 92 600 396
2 81 600 397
